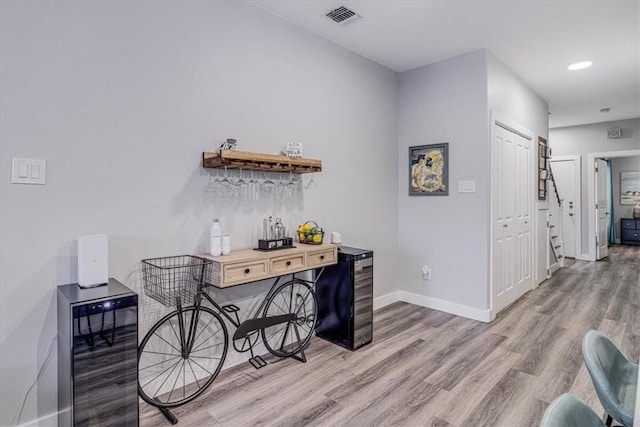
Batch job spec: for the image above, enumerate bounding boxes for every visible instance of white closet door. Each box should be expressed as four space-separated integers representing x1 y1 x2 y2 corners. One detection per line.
492 117 534 315
515 133 533 295
492 124 516 313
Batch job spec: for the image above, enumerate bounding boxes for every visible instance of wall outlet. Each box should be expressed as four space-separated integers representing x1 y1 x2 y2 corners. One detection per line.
421 265 431 280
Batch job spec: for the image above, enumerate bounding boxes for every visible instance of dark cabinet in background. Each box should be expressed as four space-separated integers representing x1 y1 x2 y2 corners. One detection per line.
315 246 373 350
621 218 640 246
57 279 138 427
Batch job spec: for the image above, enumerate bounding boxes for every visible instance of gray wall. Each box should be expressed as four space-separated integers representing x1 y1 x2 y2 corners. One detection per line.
397 51 489 309
397 50 548 312
550 118 640 253
0 2 399 425
611 156 640 240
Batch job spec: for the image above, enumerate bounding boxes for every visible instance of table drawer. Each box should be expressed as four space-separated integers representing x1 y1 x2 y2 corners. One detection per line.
622 229 640 242
307 247 337 268
621 219 637 230
223 260 268 285
270 253 305 275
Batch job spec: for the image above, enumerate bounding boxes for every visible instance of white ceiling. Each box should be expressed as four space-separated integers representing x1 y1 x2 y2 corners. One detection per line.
251 0 640 129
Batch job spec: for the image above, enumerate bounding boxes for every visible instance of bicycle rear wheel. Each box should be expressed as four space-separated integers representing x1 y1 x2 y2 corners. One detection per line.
261 279 317 357
138 306 228 408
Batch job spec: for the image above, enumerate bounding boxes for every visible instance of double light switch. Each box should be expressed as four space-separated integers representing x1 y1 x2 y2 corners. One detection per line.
11 158 46 184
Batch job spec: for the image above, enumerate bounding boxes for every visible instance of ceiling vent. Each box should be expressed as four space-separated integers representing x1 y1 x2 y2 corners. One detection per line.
326 6 361 25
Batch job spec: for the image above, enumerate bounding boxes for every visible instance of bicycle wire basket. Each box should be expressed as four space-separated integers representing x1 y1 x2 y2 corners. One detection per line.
141 255 212 307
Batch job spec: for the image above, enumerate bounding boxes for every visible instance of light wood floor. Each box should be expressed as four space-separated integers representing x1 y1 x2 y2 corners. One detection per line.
140 245 640 427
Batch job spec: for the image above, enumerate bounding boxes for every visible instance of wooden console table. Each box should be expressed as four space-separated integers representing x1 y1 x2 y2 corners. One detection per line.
200 243 337 288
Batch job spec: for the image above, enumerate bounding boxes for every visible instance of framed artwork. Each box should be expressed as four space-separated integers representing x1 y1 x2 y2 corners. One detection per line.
621 171 640 205
409 143 449 196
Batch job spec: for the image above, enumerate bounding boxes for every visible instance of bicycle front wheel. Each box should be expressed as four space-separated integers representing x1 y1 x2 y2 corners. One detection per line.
261 279 317 357
138 306 228 408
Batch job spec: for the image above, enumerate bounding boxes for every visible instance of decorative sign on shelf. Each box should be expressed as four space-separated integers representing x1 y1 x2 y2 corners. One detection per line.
286 142 303 158
219 138 237 152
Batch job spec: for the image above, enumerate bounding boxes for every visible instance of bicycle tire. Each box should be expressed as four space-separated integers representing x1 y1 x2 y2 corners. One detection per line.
138 305 228 408
261 278 317 357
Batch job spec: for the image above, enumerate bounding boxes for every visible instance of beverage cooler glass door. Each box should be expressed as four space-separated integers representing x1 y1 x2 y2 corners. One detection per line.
72 295 138 426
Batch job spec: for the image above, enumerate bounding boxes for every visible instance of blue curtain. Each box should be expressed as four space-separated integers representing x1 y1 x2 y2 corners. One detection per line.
607 160 616 244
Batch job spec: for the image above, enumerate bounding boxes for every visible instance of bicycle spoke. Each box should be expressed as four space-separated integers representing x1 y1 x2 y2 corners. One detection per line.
168 318 181 348
190 355 222 361
191 325 224 353
140 354 181 371
278 322 292 351
141 357 180 389
189 357 215 376
152 328 182 354
141 349 181 358
287 283 294 313
186 359 201 390
145 357 181 397
166 360 185 403
192 341 225 353
271 295 289 315
190 313 217 350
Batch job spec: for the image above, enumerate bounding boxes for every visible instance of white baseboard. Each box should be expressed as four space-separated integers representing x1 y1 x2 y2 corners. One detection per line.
374 291 491 323
373 291 403 310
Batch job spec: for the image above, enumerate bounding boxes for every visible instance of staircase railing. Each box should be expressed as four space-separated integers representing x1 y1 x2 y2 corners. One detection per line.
547 162 564 271
548 166 562 207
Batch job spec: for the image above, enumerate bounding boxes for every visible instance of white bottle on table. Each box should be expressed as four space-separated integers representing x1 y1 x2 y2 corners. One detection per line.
221 235 231 255
210 219 222 256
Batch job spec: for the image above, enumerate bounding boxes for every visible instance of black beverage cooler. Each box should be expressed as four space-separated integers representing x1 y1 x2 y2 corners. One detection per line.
57 279 138 427
315 246 373 350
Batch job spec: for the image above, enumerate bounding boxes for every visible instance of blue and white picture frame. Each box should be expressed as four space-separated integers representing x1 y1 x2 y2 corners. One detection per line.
621 171 640 205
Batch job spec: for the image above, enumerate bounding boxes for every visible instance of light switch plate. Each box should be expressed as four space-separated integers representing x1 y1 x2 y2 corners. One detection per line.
11 158 46 184
458 180 476 193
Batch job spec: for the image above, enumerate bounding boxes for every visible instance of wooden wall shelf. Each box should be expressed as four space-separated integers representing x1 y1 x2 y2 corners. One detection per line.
202 150 322 174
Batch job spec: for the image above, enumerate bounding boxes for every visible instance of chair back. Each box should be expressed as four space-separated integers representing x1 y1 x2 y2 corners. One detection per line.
540 393 605 427
582 329 638 427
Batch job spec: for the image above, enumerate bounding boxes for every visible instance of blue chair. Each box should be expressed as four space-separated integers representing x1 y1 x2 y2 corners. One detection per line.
540 393 606 427
582 330 638 427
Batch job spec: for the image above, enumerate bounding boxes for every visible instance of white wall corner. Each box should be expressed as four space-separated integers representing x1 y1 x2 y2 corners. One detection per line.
374 291 492 323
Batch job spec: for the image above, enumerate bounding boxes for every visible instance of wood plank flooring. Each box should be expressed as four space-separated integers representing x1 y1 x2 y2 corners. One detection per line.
140 245 640 427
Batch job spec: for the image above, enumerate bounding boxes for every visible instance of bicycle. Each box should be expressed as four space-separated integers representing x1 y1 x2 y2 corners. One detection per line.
137 255 320 424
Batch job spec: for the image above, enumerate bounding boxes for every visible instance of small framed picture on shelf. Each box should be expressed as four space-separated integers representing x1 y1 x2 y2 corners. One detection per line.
409 143 449 196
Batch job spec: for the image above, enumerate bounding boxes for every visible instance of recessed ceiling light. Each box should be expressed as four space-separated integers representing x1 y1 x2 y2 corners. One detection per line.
568 61 593 71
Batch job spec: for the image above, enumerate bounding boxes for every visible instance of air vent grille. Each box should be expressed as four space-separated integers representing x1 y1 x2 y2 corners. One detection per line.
326 6 361 25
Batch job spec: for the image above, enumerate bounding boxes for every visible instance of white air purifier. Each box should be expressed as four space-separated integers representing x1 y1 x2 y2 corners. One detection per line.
78 234 109 288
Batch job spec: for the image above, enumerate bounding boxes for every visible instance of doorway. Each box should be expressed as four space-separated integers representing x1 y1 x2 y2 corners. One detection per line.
549 155 581 258
586 149 640 261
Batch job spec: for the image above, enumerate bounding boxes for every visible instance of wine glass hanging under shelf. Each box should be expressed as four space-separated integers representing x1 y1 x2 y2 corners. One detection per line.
202 150 322 174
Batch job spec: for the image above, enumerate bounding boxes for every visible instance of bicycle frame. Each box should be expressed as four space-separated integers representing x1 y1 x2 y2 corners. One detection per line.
176 268 325 359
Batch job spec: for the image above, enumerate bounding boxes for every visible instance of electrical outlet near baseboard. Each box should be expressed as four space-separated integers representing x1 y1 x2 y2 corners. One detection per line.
421 265 431 280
